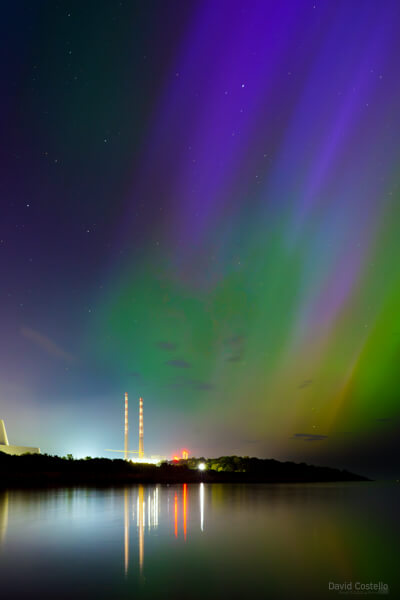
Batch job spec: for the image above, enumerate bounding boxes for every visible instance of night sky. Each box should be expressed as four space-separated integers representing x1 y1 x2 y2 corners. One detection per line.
1 1 400 477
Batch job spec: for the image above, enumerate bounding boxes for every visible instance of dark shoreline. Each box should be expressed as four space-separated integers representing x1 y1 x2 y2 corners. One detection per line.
0 453 371 488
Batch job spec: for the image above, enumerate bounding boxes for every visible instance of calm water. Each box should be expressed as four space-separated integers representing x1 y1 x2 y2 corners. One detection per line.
0 482 398 599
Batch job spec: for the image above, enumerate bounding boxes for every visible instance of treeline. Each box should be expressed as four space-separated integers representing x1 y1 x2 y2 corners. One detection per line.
185 455 253 472
0 452 180 486
0 451 370 488
182 455 369 480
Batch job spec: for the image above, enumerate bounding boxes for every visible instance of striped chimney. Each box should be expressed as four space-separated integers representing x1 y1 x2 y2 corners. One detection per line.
139 397 144 458
124 392 128 461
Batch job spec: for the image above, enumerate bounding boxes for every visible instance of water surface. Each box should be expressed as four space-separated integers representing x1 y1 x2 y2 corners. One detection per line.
0 482 398 599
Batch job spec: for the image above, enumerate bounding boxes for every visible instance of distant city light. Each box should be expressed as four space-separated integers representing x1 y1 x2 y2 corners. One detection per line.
198 463 206 471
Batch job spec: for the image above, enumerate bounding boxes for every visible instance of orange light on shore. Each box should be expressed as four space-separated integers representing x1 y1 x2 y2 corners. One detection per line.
182 449 189 460
173 456 180 462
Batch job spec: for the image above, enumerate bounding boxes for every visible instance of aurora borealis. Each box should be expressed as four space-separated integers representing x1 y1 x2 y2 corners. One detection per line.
1 1 400 476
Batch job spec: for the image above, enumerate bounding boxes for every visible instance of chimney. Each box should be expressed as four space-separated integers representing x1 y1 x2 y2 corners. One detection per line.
139 397 144 458
0 420 9 446
124 393 128 461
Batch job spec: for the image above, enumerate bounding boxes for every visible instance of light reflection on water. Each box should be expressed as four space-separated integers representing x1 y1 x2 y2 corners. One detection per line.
0 483 398 599
0 490 8 545
123 483 204 573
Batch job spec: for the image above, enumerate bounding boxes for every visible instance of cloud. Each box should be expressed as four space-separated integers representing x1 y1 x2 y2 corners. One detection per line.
291 433 328 442
157 341 177 351
164 376 215 391
298 379 313 389
224 334 245 345
165 382 185 389
21 327 75 362
165 359 191 368
192 382 215 391
225 333 246 362
128 371 141 377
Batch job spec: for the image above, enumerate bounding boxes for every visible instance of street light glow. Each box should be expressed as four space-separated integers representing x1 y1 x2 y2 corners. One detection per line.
198 463 206 471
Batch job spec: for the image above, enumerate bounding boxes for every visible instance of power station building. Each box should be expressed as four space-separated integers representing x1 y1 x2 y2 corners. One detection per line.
0 420 40 456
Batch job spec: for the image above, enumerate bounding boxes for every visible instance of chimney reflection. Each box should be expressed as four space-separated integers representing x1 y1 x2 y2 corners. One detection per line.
174 492 178 538
138 485 144 573
122 484 205 573
124 488 129 575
